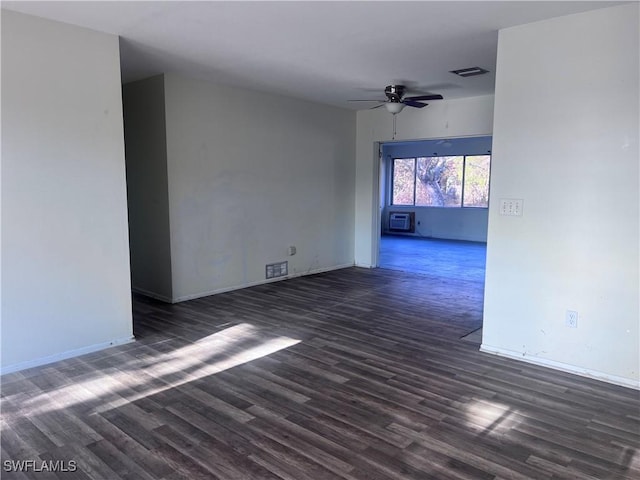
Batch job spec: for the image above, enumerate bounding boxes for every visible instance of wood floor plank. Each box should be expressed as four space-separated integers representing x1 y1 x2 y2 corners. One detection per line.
80 412 175 479
1 256 638 479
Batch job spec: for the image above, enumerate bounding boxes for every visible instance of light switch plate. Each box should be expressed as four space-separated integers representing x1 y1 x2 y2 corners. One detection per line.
499 198 523 216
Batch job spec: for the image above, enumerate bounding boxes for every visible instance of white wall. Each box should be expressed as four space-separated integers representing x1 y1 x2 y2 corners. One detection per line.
381 136 492 242
383 206 489 243
163 74 356 301
1 11 134 373
355 96 495 266
123 75 173 301
482 4 639 388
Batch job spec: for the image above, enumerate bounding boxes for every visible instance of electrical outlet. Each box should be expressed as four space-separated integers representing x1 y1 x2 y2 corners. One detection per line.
565 310 578 328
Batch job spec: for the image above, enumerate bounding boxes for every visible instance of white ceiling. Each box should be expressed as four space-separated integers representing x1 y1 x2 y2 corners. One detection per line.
2 1 623 109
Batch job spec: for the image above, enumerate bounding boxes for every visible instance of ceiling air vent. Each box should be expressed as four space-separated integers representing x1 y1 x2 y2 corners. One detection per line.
450 67 489 78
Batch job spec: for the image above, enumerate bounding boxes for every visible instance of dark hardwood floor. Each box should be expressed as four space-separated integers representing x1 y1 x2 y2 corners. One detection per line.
380 235 486 344
1 267 638 479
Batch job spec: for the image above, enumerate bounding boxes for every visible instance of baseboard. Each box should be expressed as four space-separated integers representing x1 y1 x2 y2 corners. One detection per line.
480 344 640 390
382 232 487 244
287 263 355 281
131 286 174 303
172 263 355 303
1 335 135 376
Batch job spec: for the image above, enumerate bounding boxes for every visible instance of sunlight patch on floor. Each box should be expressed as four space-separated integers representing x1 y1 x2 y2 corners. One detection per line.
464 398 520 435
2 323 300 420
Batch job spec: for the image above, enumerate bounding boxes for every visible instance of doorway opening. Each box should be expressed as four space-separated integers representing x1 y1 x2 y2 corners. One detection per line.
377 136 492 342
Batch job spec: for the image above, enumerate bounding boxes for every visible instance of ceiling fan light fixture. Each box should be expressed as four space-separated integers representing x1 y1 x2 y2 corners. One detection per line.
385 102 405 114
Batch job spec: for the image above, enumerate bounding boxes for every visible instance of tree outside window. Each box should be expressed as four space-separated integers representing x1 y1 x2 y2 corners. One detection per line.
462 155 491 207
391 158 415 205
392 155 490 208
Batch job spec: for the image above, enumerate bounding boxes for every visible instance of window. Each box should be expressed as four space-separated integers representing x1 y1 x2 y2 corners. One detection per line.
462 155 491 207
391 155 491 207
391 158 415 205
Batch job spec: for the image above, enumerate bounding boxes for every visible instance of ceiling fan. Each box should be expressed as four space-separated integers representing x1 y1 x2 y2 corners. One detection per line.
350 85 444 114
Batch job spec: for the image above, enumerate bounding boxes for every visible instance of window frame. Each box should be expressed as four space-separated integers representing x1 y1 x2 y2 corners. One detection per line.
389 154 491 208
390 157 417 206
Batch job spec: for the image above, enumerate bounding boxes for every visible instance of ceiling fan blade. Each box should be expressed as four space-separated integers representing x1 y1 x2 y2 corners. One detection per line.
369 104 386 109
348 99 384 102
403 94 444 101
402 100 428 108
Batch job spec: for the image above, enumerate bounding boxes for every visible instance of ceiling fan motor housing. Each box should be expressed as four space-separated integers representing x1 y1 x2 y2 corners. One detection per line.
385 85 406 102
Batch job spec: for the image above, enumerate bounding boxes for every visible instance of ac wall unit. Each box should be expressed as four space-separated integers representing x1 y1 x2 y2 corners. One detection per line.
389 213 411 231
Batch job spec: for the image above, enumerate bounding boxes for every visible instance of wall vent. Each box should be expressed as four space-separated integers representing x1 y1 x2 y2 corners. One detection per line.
266 261 288 279
450 66 489 77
